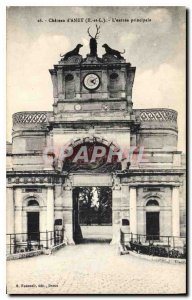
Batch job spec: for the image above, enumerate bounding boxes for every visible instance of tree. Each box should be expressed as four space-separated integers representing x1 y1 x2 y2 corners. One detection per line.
73 186 112 225
96 187 112 224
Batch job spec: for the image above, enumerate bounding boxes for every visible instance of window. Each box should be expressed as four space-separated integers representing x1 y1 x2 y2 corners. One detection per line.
65 74 74 81
55 219 62 226
146 200 159 206
24 188 41 193
143 187 161 192
110 73 119 80
122 219 129 226
28 199 39 206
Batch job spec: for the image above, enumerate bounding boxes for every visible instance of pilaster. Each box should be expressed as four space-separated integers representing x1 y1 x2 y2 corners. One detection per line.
130 187 137 234
172 187 180 236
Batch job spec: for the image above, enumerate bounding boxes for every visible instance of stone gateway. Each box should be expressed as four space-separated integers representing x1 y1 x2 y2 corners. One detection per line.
6 34 186 249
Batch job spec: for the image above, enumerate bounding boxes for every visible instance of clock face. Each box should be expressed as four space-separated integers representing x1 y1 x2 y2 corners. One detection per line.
74 104 81 111
83 73 100 91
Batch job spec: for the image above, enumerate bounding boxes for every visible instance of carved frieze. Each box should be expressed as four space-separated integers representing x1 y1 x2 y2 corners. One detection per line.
121 174 181 184
7 175 64 185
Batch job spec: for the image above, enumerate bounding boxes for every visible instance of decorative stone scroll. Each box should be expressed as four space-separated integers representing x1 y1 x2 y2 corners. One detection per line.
63 175 73 190
102 54 126 63
112 174 121 190
13 112 48 125
59 55 83 65
82 55 102 64
134 109 177 122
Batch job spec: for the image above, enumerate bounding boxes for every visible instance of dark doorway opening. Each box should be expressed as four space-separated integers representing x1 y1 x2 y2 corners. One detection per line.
73 187 112 243
146 212 160 240
27 212 40 241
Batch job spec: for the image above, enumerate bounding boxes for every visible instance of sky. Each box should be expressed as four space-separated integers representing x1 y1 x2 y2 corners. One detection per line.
6 6 186 151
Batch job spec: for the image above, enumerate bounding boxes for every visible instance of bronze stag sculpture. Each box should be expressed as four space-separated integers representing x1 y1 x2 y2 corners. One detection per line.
87 25 100 56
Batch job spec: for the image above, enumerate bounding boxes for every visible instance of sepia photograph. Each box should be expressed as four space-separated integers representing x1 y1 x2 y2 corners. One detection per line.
6 6 186 294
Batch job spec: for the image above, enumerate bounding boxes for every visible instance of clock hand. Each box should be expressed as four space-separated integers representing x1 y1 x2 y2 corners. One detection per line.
90 79 96 84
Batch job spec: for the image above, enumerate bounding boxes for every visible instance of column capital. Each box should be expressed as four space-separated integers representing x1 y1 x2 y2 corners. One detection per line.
6 186 13 190
15 206 23 211
57 67 63 74
47 186 54 190
63 177 72 190
172 186 180 190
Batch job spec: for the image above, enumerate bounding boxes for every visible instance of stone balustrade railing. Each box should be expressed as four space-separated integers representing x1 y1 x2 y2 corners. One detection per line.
13 111 52 126
133 108 177 123
12 109 178 126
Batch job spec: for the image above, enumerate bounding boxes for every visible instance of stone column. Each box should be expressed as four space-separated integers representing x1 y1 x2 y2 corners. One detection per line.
120 185 129 233
14 188 23 241
75 72 81 99
22 211 27 242
111 185 121 245
127 70 135 113
130 187 137 234
40 208 47 248
120 71 126 98
57 68 64 99
6 187 14 234
102 70 108 98
46 187 54 247
172 187 180 237
63 180 74 245
50 69 58 103
15 208 23 241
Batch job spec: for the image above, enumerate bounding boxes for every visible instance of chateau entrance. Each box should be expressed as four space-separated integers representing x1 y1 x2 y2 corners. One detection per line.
72 186 112 243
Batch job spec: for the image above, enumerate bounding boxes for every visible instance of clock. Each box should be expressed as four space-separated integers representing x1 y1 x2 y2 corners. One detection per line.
83 73 100 91
74 104 82 111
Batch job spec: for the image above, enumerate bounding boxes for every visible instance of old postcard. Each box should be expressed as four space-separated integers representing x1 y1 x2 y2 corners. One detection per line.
6 6 186 294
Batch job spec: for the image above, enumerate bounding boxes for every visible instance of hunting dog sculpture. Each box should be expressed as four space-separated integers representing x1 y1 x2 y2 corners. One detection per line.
60 44 83 61
102 44 125 59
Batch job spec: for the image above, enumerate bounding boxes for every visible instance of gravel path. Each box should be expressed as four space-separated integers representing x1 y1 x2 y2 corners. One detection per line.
7 242 186 294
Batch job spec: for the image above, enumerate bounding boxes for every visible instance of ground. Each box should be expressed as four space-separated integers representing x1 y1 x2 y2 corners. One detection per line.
7 241 186 294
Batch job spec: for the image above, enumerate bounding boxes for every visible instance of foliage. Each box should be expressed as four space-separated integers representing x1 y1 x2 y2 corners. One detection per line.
129 241 186 259
73 187 112 225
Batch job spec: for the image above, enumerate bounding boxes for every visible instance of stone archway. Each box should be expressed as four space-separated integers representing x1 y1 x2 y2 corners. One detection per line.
54 136 122 173
72 186 113 243
21 194 46 244
22 196 40 241
62 173 122 245
53 136 123 245
146 199 160 240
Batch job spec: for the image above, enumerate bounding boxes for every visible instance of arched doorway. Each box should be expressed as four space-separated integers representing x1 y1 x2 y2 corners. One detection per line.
60 136 122 173
146 199 160 240
26 198 40 241
59 137 120 244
